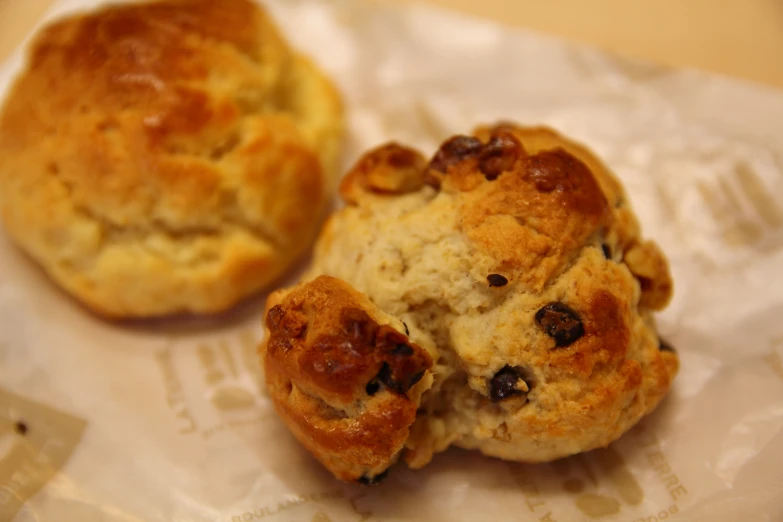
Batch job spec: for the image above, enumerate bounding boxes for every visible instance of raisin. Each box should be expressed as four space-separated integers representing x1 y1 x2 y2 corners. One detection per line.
358 469 389 486
266 305 284 329
487 274 508 287
377 362 396 391
602 244 611 259
392 343 414 356
14 421 27 435
428 135 483 173
479 132 522 180
659 338 676 353
365 379 380 396
408 370 425 388
377 363 423 393
535 302 584 347
490 366 527 402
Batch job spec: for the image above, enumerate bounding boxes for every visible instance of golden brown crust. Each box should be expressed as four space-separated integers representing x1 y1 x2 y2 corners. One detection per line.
341 123 672 301
262 276 433 482
0 0 343 317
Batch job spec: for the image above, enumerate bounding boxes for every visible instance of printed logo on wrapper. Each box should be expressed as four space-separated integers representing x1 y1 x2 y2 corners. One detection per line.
657 145 783 270
154 330 376 522
510 423 689 521
227 491 370 522
154 329 272 439
0 386 87 521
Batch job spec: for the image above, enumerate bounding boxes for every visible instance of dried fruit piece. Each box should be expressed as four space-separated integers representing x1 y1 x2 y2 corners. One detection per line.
377 362 425 394
535 302 584 347
14 421 28 435
479 132 522 180
365 379 380 396
487 274 509 287
490 366 529 402
428 135 483 173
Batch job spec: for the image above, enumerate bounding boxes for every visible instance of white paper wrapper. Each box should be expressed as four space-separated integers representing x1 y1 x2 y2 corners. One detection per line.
2 1 783 521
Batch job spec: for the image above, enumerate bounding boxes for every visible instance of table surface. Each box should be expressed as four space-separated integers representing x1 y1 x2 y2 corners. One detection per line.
1 0 782 90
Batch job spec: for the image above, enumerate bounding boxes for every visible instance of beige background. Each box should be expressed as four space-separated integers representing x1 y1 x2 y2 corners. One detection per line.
0 0 782 89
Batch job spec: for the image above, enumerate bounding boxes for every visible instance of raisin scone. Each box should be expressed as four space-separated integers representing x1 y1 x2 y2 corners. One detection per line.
0 0 343 317
261 123 676 483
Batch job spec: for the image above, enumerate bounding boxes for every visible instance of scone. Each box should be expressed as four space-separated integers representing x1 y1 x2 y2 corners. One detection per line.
261 123 677 483
0 0 343 317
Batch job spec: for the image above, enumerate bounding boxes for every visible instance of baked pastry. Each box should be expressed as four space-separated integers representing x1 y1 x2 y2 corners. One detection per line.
264 275 434 483
261 123 677 483
0 0 343 317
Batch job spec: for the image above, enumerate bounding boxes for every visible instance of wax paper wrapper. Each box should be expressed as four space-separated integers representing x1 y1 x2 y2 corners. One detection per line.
2 0 783 521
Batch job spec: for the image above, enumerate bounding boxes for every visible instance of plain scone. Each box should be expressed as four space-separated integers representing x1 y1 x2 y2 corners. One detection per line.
261 123 677 484
0 0 343 317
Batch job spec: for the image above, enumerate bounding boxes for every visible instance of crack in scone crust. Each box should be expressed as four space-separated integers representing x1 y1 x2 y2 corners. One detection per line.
0 0 343 317
263 123 677 481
